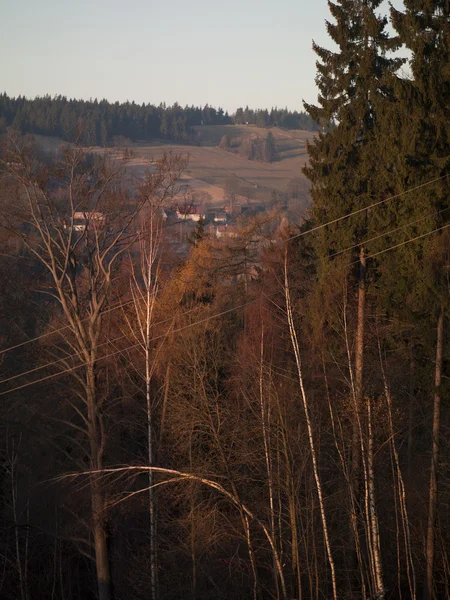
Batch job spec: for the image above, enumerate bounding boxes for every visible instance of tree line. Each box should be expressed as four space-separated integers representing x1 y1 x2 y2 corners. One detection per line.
0 0 449 599
219 130 277 162
0 94 318 148
234 106 318 131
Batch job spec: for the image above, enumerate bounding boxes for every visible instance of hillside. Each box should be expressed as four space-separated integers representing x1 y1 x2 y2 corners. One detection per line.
130 125 314 216
31 125 314 219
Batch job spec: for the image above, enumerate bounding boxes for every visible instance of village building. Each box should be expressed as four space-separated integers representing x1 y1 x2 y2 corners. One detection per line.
70 211 105 232
215 224 238 239
176 204 205 222
213 211 227 223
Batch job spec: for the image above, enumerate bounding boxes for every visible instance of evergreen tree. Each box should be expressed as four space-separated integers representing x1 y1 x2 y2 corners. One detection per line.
303 1 402 596
234 107 244 124
383 4 450 598
160 113 170 137
219 134 230 151
239 137 254 160
263 131 276 162
304 0 401 253
188 216 207 248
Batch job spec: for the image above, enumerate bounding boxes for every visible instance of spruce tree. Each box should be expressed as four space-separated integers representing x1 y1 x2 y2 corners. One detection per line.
386 4 450 598
303 1 401 596
304 0 402 253
263 131 276 162
188 216 207 248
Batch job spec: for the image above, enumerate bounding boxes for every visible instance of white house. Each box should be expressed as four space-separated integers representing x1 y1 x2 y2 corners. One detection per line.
176 205 205 222
216 225 238 239
69 211 105 232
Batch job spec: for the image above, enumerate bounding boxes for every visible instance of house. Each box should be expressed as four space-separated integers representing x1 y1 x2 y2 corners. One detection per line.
216 225 238 239
224 203 242 217
213 212 227 223
176 204 205 222
70 211 105 232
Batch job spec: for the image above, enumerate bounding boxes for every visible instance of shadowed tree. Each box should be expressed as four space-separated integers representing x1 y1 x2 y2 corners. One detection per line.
0 138 186 600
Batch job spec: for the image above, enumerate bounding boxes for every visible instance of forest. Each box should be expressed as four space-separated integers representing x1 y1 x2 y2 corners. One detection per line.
0 94 318 147
0 0 449 599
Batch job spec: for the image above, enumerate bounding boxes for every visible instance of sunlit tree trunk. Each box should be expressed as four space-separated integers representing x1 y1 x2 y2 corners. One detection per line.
284 248 337 600
424 306 444 600
352 247 366 495
378 337 416 600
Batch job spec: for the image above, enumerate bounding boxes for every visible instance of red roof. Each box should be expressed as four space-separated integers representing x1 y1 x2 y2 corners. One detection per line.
177 205 201 215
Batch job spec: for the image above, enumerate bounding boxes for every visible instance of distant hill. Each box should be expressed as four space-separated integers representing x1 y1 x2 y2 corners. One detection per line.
0 93 319 147
125 125 314 217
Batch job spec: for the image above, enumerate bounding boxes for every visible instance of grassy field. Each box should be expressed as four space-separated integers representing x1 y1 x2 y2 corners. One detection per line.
131 125 314 214
34 126 315 216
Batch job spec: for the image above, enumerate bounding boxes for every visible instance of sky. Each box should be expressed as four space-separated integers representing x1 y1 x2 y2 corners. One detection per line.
0 0 397 114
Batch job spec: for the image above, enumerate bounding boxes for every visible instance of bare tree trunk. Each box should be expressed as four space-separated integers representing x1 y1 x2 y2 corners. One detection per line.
8 437 28 600
284 249 337 600
367 397 384 597
349 248 366 595
424 306 444 600
87 365 111 600
126 207 162 600
287 483 302 600
276 397 302 600
343 283 385 597
407 353 415 478
352 247 366 493
378 339 416 600
189 480 197 600
91 492 110 600
146 285 157 600
147 346 157 600
244 515 258 600
258 321 278 596
323 356 367 598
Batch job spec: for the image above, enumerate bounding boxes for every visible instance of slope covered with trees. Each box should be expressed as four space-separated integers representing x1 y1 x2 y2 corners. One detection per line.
0 94 318 147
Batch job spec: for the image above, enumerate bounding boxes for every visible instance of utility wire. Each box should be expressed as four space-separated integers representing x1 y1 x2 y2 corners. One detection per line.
1 218 448 398
0 299 135 356
0 171 446 357
286 174 450 242
2 206 449 387
0 302 250 398
0 302 204 385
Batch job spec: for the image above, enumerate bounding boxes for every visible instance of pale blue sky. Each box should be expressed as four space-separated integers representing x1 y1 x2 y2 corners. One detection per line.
0 0 398 113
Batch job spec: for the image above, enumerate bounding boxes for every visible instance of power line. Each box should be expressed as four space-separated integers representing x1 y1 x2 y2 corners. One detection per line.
1 219 448 399
0 302 250 398
370 222 450 259
286 174 450 242
0 333 127 386
0 299 135 356
0 302 206 385
1 172 446 357
0 201 185 357
2 208 449 389
0 208 427 386
323 206 450 263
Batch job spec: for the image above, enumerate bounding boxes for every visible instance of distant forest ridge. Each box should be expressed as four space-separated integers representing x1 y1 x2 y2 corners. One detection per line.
0 93 319 147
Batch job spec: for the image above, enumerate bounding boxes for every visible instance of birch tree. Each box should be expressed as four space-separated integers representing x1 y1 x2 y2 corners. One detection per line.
0 137 186 600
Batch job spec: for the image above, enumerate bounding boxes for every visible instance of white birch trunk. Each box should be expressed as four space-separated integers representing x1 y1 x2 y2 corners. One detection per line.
283 249 337 600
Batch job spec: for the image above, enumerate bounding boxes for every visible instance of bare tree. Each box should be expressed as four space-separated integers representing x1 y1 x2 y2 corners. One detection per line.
121 162 186 599
0 137 186 600
283 247 337 600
